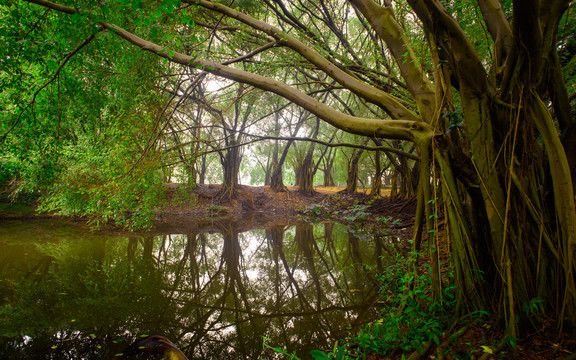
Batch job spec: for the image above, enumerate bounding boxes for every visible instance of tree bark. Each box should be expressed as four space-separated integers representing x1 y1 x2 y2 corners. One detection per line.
345 148 364 194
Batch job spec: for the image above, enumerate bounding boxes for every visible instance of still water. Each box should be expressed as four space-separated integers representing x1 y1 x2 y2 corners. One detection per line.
0 216 397 359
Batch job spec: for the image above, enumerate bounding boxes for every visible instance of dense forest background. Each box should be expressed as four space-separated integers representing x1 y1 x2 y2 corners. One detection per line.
2 0 576 357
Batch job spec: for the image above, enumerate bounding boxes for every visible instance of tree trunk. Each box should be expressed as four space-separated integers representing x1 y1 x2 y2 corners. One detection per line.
218 144 242 200
370 150 384 196
345 148 364 194
323 166 335 187
320 145 336 187
198 153 207 185
270 139 295 192
297 119 320 195
297 149 315 195
390 170 398 199
265 114 281 186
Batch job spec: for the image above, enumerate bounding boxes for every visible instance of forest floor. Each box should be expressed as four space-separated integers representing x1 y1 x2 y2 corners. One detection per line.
157 183 416 233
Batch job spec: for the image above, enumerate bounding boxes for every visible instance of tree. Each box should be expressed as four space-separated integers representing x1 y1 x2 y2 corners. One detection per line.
7 0 576 336
206 84 255 199
269 105 308 192
344 139 367 194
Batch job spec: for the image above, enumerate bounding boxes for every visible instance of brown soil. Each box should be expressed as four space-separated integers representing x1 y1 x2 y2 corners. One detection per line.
156 184 417 239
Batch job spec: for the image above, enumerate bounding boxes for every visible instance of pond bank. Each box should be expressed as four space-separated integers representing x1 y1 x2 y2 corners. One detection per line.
157 184 417 238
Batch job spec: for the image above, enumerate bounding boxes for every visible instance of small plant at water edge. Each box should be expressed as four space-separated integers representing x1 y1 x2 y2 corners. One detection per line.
376 215 401 226
343 201 370 222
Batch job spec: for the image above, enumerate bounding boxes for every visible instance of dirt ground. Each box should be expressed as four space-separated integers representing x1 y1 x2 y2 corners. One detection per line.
156 183 417 237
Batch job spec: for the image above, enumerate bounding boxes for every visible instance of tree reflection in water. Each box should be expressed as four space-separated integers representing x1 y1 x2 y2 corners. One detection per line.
0 218 400 359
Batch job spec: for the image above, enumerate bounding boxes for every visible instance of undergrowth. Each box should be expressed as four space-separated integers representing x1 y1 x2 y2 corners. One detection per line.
263 252 456 359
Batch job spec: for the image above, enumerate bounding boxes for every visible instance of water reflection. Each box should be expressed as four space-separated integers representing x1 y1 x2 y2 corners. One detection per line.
0 217 399 359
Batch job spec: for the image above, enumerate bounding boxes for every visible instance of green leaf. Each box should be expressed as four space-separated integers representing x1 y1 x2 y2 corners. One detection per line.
47 59 58 70
480 345 493 354
334 345 346 360
310 350 330 360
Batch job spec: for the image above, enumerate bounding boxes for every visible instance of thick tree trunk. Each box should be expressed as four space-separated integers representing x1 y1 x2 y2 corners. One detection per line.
218 145 242 200
390 170 398 199
270 139 295 192
323 167 335 187
322 147 336 186
297 149 315 195
370 150 384 196
198 153 207 185
345 149 364 194
296 120 320 195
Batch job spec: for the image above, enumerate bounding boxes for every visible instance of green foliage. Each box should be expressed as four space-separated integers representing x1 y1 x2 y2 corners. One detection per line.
264 252 456 360
36 134 165 229
300 203 330 218
443 106 464 131
376 215 401 226
353 259 455 355
0 0 173 229
262 337 301 359
343 201 370 222
522 297 544 316
263 338 348 360
171 184 197 207
207 204 227 212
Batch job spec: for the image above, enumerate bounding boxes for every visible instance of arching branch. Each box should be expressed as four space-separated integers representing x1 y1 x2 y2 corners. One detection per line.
22 0 434 143
187 0 419 120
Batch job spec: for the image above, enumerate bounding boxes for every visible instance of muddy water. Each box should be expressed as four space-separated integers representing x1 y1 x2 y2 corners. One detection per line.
0 216 399 359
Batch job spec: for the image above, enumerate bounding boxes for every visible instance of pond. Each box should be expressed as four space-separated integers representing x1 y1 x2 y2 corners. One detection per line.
0 215 400 359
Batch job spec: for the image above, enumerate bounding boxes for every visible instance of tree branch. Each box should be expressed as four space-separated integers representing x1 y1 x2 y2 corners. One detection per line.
349 0 437 122
23 0 75 13
408 0 490 95
165 134 418 163
476 0 513 68
21 0 435 144
186 0 419 120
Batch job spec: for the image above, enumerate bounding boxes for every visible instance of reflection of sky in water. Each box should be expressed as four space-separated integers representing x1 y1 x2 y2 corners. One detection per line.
0 218 398 360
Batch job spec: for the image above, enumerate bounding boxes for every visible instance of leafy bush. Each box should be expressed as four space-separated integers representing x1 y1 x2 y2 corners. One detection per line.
376 215 401 226
37 138 165 230
300 203 330 218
